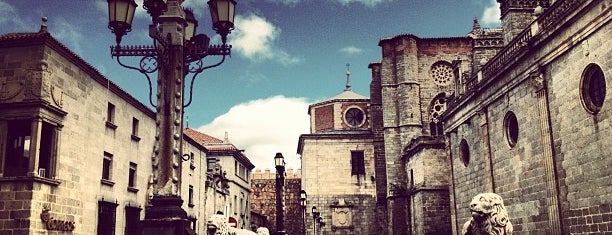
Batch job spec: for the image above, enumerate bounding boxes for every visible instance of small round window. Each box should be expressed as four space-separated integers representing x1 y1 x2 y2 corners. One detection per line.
459 139 470 167
504 111 519 148
344 107 365 127
580 64 606 114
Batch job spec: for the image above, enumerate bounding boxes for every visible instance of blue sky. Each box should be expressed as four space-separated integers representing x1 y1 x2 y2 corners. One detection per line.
0 0 501 170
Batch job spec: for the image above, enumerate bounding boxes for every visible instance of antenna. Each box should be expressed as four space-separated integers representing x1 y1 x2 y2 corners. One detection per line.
344 63 351 91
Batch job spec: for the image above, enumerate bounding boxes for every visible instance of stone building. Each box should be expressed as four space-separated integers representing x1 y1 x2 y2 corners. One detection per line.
367 0 610 234
250 168 303 235
298 71 383 234
0 22 254 234
184 128 255 230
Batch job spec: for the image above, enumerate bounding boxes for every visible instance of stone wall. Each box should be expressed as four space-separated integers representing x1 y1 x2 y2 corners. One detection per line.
251 169 303 234
0 32 211 235
443 1 610 234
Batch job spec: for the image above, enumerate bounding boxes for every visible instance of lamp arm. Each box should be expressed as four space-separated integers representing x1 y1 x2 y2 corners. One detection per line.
183 55 227 108
115 56 157 108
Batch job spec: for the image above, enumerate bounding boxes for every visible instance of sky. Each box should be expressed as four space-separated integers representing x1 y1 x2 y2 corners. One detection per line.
0 0 501 171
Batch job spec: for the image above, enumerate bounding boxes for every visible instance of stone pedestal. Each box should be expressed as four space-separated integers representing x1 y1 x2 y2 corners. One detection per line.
139 196 195 235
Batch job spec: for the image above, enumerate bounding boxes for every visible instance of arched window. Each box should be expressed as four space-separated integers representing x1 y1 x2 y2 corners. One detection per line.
580 63 606 114
429 94 447 136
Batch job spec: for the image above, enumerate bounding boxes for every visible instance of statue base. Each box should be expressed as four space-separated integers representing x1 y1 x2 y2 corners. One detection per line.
139 195 196 235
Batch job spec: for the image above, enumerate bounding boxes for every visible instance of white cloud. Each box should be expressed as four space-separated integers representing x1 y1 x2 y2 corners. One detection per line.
265 0 300 6
481 0 501 26
51 18 85 55
0 0 28 30
229 14 302 65
335 0 388 7
196 95 310 171
339 46 364 55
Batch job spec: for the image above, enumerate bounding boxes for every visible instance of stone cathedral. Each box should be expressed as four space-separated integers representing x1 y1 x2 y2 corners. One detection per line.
299 0 610 234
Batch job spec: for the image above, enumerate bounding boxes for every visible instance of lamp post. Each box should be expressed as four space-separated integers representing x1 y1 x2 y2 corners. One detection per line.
274 153 286 235
311 206 320 235
106 0 235 234
300 190 307 235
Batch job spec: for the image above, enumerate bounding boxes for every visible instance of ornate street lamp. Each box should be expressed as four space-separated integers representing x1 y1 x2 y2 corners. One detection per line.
274 153 286 235
107 0 137 45
106 0 235 234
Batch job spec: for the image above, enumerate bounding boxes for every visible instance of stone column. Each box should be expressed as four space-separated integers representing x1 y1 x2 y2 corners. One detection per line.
530 70 562 234
478 108 495 192
27 117 43 177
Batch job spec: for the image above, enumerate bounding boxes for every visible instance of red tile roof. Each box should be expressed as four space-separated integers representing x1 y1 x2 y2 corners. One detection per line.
183 128 237 151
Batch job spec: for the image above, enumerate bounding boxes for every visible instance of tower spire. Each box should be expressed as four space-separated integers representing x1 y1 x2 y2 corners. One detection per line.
344 63 351 91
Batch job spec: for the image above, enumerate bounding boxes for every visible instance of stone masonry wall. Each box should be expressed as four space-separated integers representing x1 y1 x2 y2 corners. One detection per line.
250 169 303 234
545 1 611 233
444 1 610 234
378 34 472 234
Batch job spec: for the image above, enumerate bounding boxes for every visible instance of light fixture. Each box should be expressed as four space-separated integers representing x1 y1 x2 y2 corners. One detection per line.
184 8 198 41
300 190 307 206
208 0 236 44
107 0 138 44
274 152 285 168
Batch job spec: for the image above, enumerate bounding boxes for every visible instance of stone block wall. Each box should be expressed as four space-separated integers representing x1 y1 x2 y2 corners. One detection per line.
545 1 611 233
0 33 210 234
443 1 611 234
250 169 303 234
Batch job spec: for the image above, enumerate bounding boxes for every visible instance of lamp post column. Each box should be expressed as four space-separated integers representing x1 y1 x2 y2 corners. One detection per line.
142 1 189 230
152 0 186 199
275 153 286 235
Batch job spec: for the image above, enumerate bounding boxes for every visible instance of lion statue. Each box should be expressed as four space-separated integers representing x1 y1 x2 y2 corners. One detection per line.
256 227 270 235
206 214 258 235
461 193 513 235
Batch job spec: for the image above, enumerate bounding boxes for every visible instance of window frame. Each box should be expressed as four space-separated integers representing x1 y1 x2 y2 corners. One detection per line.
580 63 606 114
1 119 60 183
106 102 117 129
131 117 140 141
101 152 114 186
128 162 138 192
504 111 519 148
350 151 365 176
459 139 470 167
124 206 141 235
97 200 118 235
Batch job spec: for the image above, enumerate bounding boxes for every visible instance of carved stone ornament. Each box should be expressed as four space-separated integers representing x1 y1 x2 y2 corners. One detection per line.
26 60 53 99
529 69 546 92
461 193 512 235
331 198 353 229
0 77 24 102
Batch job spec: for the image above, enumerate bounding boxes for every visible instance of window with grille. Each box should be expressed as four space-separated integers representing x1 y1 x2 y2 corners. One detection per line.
97 201 117 235
124 206 141 235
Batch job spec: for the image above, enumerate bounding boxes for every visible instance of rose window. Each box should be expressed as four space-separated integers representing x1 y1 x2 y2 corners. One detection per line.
431 62 454 86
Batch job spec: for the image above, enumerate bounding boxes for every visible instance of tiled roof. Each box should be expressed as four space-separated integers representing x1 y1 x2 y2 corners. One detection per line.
183 128 255 169
184 128 223 144
325 90 368 101
183 128 237 151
